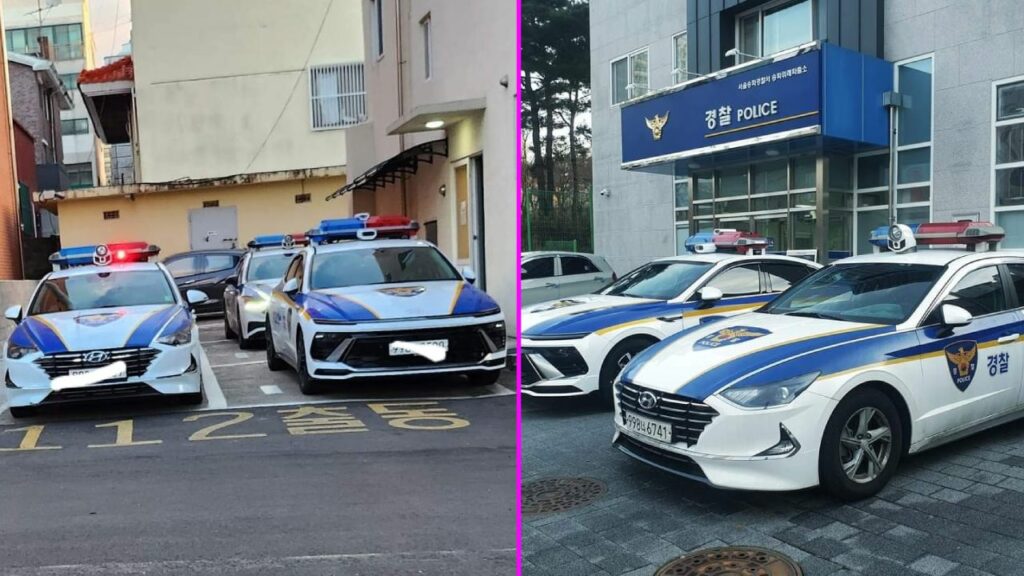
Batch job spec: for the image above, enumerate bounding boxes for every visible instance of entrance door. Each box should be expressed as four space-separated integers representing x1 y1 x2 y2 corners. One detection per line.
470 155 486 289
189 206 238 249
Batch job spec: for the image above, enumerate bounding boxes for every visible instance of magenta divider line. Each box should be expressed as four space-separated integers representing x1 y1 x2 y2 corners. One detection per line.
515 0 524 573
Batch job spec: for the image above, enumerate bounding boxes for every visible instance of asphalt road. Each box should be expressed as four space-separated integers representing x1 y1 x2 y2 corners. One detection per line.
0 320 516 576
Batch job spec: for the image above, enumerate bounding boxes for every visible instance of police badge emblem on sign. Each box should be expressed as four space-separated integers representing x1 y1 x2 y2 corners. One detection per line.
945 340 978 392
694 326 771 349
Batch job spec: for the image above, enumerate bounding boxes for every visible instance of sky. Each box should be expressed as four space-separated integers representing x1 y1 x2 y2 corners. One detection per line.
88 0 131 62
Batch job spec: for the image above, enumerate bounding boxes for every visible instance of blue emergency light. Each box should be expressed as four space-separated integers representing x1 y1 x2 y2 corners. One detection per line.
307 214 419 245
247 233 309 250
49 242 161 270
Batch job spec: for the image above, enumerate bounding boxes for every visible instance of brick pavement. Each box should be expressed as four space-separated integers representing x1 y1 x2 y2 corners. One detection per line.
523 397 1024 576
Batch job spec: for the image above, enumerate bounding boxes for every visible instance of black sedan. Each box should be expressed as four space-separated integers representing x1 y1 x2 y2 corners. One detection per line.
163 249 244 316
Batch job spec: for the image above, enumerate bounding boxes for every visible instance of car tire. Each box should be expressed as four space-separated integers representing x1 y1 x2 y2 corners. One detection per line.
598 337 659 407
819 387 904 501
224 312 236 340
296 332 322 395
265 319 286 371
9 405 35 419
468 370 502 386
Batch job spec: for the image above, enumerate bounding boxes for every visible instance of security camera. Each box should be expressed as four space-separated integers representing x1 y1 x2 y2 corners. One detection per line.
598 188 611 197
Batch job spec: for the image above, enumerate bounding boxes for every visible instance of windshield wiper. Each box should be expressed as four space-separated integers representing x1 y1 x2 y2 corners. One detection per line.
782 311 846 321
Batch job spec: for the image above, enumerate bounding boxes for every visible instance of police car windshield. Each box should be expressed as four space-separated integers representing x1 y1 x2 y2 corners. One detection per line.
310 246 459 289
29 270 177 315
762 263 945 325
247 253 293 281
600 261 713 300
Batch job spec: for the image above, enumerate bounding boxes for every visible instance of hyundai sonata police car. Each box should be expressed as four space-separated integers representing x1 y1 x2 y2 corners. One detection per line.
223 233 308 348
2 243 209 418
613 221 1024 499
521 231 819 403
264 215 506 394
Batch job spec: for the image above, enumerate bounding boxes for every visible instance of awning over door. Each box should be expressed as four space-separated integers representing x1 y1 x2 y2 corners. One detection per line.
326 139 448 201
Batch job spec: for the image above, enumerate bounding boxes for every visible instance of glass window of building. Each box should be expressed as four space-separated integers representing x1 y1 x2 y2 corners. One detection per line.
61 118 90 136
995 78 1024 246
5 24 83 61
66 162 93 188
852 56 932 255
672 32 687 84
674 172 690 254
611 49 649 105
737 0 813 63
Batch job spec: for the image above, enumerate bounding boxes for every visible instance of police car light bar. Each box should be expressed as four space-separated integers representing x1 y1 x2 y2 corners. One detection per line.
248 233 309 250
869 221 1005 252
49 242 161 270
307 213 420 245
684 230 772 255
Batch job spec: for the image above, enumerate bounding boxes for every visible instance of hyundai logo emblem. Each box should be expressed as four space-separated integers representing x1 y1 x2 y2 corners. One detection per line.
83 350 110 364
638 391 658 410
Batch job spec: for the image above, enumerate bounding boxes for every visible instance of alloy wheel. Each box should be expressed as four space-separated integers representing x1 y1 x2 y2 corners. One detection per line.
839 406 892 484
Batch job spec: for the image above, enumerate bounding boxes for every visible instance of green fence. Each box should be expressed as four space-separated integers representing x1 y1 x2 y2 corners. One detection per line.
522 189 593 253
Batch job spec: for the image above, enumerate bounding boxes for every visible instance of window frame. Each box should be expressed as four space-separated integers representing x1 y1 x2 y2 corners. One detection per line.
610 47 650 106
521 256 556 280
559 255 600 277
371 0 385 59
991 74 1024 230
308 62 367 130
692 262 765 300
421 13 432 80
734 0 815 63
671 31 687 85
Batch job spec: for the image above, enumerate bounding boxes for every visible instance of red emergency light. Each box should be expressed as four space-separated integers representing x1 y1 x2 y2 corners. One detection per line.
106 242 160 263
713 230 771 254
914 221 1005 249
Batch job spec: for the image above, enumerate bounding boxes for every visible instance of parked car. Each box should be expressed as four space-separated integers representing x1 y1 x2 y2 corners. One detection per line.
521 251 616 306
163 249 244 316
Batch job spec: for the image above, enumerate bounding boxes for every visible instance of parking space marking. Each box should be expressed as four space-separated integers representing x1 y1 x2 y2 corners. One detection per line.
199 383 514 412
0 425 61 451
260 385 283 395
202 339 231 344
234 352 250 359
209 359 266 369
200 348 227 410
88 419 162 448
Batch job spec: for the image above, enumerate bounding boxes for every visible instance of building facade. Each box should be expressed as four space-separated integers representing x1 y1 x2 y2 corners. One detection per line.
342 0 517 333
3 0 100 190
52 0 366 256
591 0 1024 273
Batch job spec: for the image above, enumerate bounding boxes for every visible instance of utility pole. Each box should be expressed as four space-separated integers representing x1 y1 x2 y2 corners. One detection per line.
883 91 903 226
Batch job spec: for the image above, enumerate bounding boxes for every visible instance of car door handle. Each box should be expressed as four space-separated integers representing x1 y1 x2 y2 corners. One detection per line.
544 282 557 288
593 276 606 281
998 333 1020 344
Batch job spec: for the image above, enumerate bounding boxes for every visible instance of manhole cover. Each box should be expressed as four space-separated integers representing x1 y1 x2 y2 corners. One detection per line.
655 546 803 576
521 477 606 516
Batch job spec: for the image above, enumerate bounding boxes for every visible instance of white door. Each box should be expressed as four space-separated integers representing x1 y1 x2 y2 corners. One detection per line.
915 265 1024 439
521 256 559 306
189 206 239 250
557 255 612 298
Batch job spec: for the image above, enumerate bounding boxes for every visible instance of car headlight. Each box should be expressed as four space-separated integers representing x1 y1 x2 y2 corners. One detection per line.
6 339 38 359
156 312 193 346
241 295 269 313
719 372 819 409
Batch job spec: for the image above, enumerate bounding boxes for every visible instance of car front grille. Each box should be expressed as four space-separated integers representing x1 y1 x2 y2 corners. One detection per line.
615 379 718 447
45 383 158 404
313 325 498 369
34 348 159 380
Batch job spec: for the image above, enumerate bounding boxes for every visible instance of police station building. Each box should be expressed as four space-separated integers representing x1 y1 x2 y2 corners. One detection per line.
590 0 1024 272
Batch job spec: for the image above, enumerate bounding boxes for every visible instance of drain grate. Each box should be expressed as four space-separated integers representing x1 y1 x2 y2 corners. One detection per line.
521 477 606 516
655 546 803 576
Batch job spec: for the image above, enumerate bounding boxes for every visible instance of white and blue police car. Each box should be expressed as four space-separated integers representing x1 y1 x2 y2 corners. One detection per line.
521 231 819 404
612 221 1024 499
223 233 308 348
264 214 506 394
3 242 209 417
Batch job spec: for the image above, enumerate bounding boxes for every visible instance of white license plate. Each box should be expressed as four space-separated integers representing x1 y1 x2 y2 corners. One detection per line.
388 339 449 356
623 410 673 443
69 365 127 379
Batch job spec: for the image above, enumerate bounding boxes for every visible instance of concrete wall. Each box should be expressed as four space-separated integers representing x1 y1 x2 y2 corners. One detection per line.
55 176 354 256
0 280 37 343
590 0 687 275
131 0 364 183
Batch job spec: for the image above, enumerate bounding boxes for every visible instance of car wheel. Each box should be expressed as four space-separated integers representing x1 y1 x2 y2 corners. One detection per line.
296 332 322 395
224 311 236 340
265 318 286 371
9 405 35 419
467 370 502 386
598 337 658 407
819 387 903 501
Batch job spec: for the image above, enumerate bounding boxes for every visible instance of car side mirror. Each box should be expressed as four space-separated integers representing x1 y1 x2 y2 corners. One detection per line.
462 266 477 284
225 275 238 288
698 286 723 306
4 305 22 324
281 278 299 294
186 290 210 306
941 304 972 329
